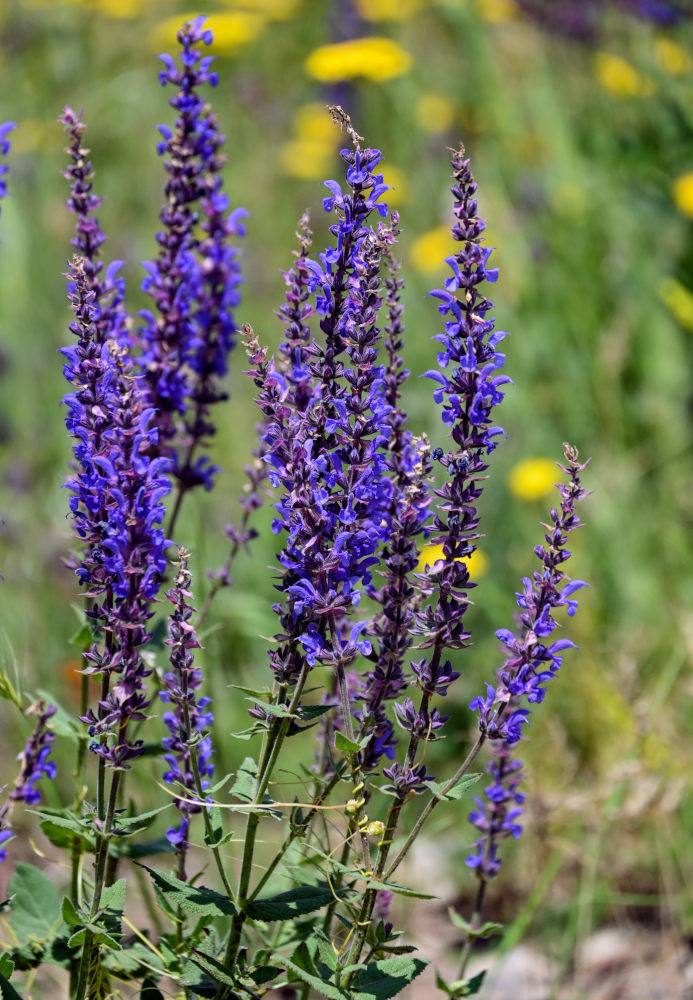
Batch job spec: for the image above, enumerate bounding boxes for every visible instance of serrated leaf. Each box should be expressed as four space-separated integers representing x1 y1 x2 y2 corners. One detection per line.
32 808 95 851
100 878 126 914
282 943 348 1000
246 882 345 922
138 865 236 918
351 956 428 999
8 864 62 946
230 756 258 801
246 697 298 718
180 960 217 998
112 806 170 836
0 972 24 1000
187 948 238 988
428 773 481 803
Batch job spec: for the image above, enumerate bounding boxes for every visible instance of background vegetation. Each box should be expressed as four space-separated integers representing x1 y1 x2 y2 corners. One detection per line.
0 0 692 985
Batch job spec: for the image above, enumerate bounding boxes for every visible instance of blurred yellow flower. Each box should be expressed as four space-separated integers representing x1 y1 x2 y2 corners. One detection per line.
672 171 693 218
280 138 335 180
416 93 455 134
416 543 488 579
304 37 412 83
355 0 422 20
294 103 335 143
220 0 301 19
508 457 557 501
654 37 691 76
660 277 693 331
475 0 518 23
594 52 656 98
410 225 451 275
151 12 264 54
21 0 142 12
380 163 408 206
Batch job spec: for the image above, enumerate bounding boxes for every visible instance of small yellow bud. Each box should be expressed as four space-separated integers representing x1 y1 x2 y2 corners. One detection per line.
364 820 386 838
345 799 360 815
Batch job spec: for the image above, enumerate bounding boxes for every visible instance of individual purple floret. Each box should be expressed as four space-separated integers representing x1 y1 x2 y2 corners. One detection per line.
62 256 170 768
0 122 16 208
467 445 589 879
160 548 214 870
0 699 58 863
60 107 129 349
140 16 244 496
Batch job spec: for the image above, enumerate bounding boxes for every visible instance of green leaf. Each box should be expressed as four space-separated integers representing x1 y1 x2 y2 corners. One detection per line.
230 756 258 801
249 965 283 985
334 731 370 755
246 883 345 922
436 970 486 998
100 878 126 914
36 690 80 742
0 666 22 711
365 879 436 900
186 949 238 989
112 836 173 859
202 807 225 849
282 943 349 1000
140 976 165 1000
112 806 170 836
245 697 298 718
61 897 83 928
32 808 95 851
428 773 481 803
0 972 24 1000
0 958 13 980
8 864 62 946
351 956 428 999
138 865 236 918
447 908 502 939
179 960 216 998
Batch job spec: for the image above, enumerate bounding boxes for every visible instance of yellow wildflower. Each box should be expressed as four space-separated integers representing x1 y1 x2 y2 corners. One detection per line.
280 138 335 180
660 277 693 331
294 103 335 143
672 171 693 219
415 93 455 134
654 37 691 76
380 163 408 206
410 226 451 275
304 37 412 83
416 543 489 579
354 0 422 20
507 457 556 502
150 12 264 55
594 52 656 98
475 0 518 23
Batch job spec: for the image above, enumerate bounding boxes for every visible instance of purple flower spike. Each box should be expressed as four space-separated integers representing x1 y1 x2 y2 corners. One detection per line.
0 122 15 207
140 17 244 493
160 548 214 871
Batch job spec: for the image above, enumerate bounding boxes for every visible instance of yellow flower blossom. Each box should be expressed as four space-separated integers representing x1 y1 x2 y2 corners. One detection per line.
354 0 422 20
294 103 335 143
380 163 408 206
415 93 455 134
507 457 557 502
416 543 488 579
660 277 693 331
304 37 412 83
410 226 451 275
280 138 335 180
21 0 142 13
151 12 264 55
654 37 691 76
220 0 301 19
594 52 656 98
672 171 693 219
475 0 518 23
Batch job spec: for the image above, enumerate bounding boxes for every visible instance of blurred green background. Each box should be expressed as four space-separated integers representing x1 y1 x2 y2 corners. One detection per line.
0 0 692 979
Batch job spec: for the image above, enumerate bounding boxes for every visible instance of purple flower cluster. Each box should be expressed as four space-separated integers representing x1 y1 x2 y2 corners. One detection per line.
62 257 170 768
140 16 245 493
466 446 589 877
160 548 215 863
0 700 57 863
384 146 509 795
517 0 685 38
60 107 129 349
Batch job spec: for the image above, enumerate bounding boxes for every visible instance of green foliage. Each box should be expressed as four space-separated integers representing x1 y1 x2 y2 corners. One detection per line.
247 883 348 921
139 865 236 919
8 864 62 954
